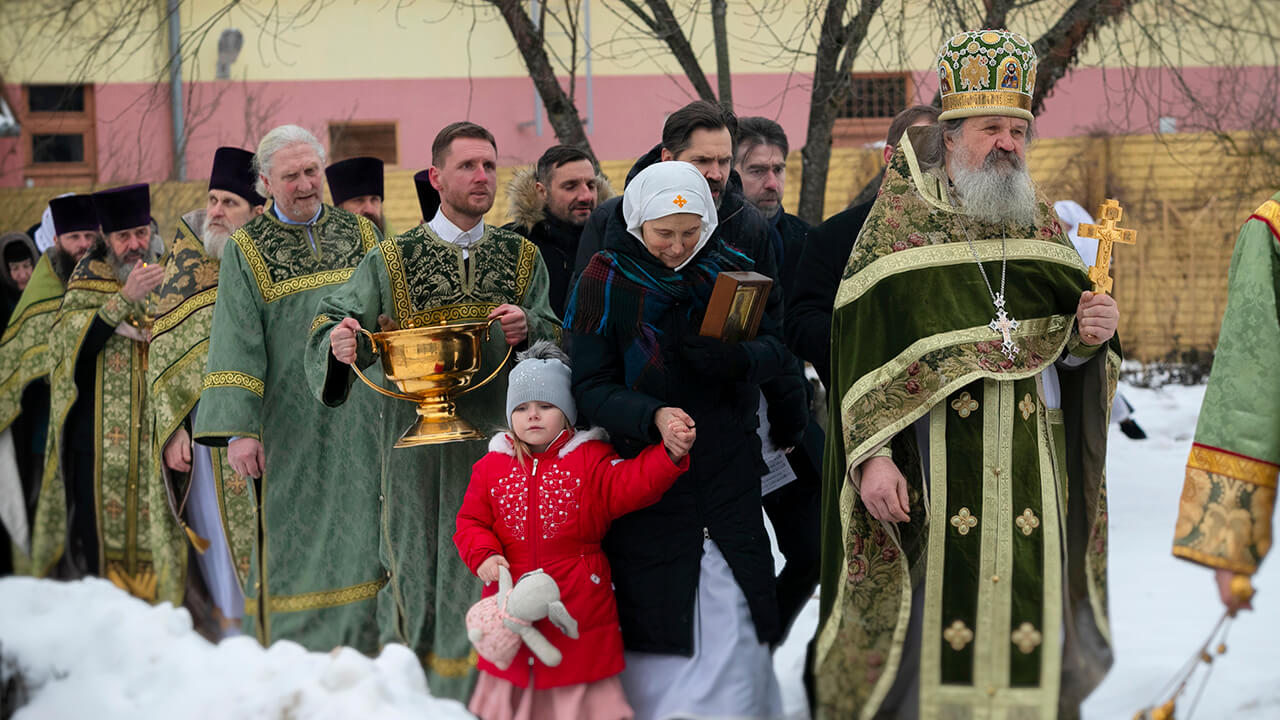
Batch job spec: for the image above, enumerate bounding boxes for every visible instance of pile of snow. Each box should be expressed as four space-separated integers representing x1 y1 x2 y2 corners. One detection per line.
0 577 471 719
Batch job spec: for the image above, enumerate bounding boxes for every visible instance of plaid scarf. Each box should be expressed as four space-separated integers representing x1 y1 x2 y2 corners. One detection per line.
565 239 752 389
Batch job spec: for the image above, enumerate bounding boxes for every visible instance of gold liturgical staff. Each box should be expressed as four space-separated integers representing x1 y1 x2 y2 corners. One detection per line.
1078 198 1137 294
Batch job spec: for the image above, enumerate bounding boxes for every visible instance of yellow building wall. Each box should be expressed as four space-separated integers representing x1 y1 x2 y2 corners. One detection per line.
1 0 1270 85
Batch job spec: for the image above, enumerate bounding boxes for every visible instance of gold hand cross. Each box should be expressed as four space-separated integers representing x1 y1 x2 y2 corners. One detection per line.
1077 198 1137 295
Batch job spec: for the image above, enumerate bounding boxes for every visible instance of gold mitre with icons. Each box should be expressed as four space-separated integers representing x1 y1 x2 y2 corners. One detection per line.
936 28 1037 122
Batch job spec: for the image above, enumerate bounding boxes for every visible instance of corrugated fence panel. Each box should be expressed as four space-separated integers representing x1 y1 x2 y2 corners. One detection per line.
2 130 1273 362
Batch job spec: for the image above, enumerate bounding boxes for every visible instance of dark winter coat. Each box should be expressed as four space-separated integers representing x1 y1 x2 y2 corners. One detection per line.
566 161 809 654
784 198 875 389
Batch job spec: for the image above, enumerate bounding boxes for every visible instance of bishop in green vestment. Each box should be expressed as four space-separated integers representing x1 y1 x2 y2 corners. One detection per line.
814 31 1120 720
1173 190 1280 611
193 126 384 653
306 122 560 702
1 196 99 572
30 184 172 599
148 147 266 622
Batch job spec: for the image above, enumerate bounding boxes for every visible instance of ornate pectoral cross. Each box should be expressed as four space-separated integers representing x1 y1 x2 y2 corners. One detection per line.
989 293 1020 360
1078 198 1138 295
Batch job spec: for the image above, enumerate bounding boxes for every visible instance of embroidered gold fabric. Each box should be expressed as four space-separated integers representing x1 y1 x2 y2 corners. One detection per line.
153 287 217 336
952 392 979 418
202 370 265 397
425 649 480 678
951 507 978 535
944 620 974 651
1011 623 1042 654
267 577 386 613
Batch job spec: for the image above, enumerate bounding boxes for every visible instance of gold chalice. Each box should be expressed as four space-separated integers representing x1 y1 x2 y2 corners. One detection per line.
350 319 512 447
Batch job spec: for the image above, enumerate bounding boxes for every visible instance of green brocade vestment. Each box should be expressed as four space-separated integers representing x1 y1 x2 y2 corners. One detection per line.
1173 192 1280 576
147 212 256 606
814 128 1120 719
305 223 560 702
1 252 65 570
193 205 385 653
29 255 173 600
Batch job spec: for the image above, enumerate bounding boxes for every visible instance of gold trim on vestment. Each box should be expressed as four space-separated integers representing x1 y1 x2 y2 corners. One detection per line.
920 403 949 717
202 370 265 397
66 278 119 294
424 649 479 678
234 229 357 304
834 239 1086 309
838 315 1071 472
1171 545 1259 574
942 90 1033 113
265 577 387 614
153 287 217 336
1 298 61 343
310 314 332 333
1251 199 1280 232
1187 444 1279 488
1038 404 1066 702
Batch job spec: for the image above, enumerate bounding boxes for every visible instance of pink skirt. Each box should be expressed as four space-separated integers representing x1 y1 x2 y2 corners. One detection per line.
468 672 634 720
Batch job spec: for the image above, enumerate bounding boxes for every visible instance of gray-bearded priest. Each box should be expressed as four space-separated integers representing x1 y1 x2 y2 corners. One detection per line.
813 29 1120 720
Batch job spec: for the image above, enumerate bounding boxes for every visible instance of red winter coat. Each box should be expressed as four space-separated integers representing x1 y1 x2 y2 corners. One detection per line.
454 427 688 688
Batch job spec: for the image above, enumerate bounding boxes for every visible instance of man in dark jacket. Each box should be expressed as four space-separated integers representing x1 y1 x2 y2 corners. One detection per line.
786 104 940 389
735 116 825 639
504 145 612 317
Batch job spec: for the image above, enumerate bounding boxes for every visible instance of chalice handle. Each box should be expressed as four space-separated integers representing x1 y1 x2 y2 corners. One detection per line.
455 318 514 398
350 327 419 402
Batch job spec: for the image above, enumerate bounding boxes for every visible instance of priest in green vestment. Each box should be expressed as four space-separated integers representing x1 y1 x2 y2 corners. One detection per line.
1 195 99 572
306 122 560 702
813 30 1121 720
29 184 171 599
193 126 385 653
148 146 265 627
1173 190 1280 613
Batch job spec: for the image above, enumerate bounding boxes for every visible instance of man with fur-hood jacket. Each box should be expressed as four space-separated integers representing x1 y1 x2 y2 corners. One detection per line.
504 145 612 317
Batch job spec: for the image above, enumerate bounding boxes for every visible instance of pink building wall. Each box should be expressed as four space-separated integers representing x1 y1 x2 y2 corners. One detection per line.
0 65 1271 189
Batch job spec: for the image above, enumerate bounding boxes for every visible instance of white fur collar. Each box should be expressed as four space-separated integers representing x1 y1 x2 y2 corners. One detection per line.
487 427 610 458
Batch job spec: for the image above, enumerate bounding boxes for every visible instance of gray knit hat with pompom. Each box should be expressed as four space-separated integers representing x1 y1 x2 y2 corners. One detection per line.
505 340 576 425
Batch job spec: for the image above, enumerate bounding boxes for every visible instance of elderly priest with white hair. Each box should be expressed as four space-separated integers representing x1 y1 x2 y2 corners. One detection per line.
812 30 1121 720
193 125 385 653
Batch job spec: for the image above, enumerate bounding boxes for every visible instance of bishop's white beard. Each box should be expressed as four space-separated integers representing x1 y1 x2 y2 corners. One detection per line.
201 216 231 259
951 146 1038 227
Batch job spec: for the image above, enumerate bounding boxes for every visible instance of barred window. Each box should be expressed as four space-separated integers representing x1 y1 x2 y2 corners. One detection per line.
329 122 398 166
839 74 909 119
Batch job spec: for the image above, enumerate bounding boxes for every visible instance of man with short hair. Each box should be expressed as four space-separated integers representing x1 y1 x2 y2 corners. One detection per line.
29 184 173 599
147 147 265 631
787 104 940 389
326 156 386 233
733 115 827 641
0 197 99 575
815 31 1118 718
505 145 611 316
193 125 384 653
307 121 560 701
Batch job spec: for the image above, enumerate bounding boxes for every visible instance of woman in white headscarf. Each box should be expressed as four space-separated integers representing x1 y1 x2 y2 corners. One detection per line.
565 161 807 719
1055 199 1146 439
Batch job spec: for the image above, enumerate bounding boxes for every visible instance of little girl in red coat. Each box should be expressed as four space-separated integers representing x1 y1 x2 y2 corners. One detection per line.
455 341 695 720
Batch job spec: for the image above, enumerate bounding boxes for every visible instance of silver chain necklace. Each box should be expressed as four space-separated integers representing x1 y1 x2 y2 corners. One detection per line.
959 221 1020 361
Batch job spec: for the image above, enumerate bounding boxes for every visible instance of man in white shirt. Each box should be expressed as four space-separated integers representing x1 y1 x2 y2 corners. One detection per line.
304 122 560 703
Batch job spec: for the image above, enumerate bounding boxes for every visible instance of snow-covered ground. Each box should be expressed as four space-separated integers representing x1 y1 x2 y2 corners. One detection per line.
2 382 1277 718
